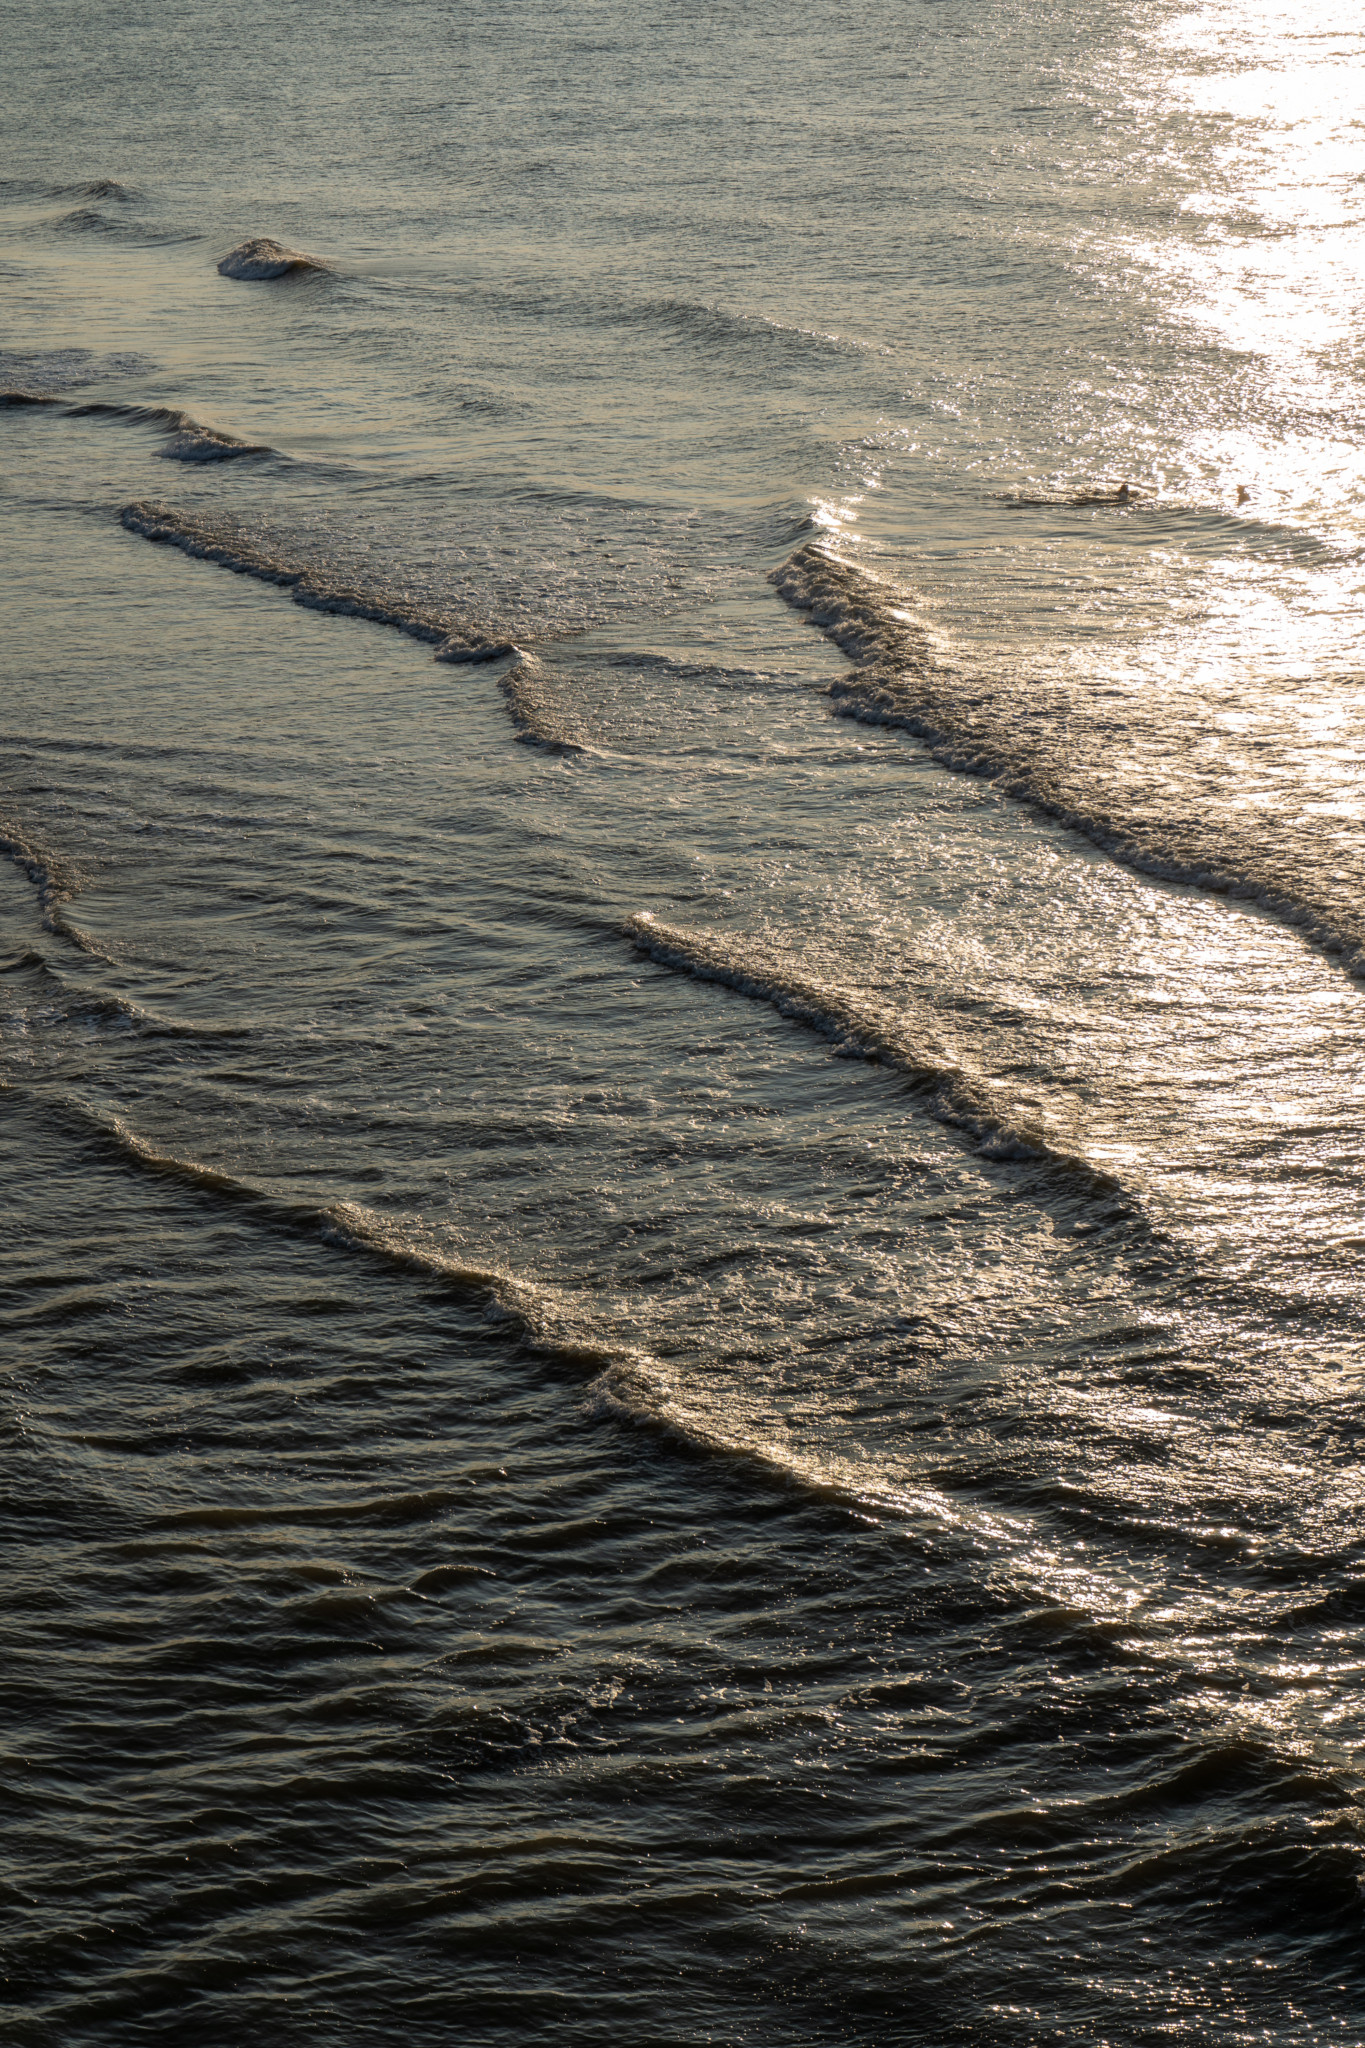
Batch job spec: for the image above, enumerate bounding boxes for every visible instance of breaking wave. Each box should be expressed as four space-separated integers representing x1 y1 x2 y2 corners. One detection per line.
119 501 517 663
70 400 271 461
770 541 1365 977
217 237 328 281
498 653 588 753
624 910 1125 1194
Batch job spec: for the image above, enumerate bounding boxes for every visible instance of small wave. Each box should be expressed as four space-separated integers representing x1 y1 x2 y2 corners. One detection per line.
51 206 121 235
624 910 1123 1193
630 296 878 363
1 390 61 408
59 983 251 1039
67 400 272 462
49 206 196 245
70 1109 640 1378
217 237 328 281
769 542 1365 976
497 653 588 752
24 1096 991 1522
999 485 1145 509
43 178 138 202
0 816 83 931
119 502 517 664
770 543 935 671
75 179 136 202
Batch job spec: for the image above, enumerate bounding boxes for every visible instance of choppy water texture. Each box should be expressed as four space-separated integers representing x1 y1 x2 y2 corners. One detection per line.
5 2 1365 2042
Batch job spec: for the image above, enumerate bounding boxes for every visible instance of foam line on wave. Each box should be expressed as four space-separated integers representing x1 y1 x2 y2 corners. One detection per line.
769 541 1365 977
624 910 1126 1196
119 501 517 663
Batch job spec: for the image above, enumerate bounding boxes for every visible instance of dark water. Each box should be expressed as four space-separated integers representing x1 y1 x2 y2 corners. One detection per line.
5 2 1365 2040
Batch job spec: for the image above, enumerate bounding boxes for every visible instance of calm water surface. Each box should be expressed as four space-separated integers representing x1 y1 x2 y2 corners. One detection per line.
5 2 1365 2041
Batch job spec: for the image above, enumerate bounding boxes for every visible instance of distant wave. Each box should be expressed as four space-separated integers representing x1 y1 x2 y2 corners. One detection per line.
770 541 1365 977
624 910 1124 1194
119 501 517 664
49 206 199 245
217 237 328 281
46 178 138 202
628 296 881 363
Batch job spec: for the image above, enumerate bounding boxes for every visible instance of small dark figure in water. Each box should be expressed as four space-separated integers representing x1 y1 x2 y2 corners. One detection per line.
1068 481 1140 506
1237 484 1251 505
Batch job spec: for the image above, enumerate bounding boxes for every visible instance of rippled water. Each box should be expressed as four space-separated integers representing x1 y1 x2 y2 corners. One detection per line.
5 2 1365 2040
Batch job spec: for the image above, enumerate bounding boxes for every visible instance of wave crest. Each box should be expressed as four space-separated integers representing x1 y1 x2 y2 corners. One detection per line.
119 501 517 664
70 400 271 461
770 541 1365 976
217 237 327 281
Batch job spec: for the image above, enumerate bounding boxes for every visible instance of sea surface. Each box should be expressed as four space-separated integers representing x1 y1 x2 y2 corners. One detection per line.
4 2 1365 2041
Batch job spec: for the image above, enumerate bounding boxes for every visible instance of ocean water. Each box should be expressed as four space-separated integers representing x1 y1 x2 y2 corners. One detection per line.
5 1 1365 2040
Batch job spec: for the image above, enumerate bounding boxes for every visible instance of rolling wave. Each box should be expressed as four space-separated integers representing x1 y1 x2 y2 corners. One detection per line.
770 541 1365 976
119 502 517 663
69 400 272 462
216 236 328 281
624 910 1126 1195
